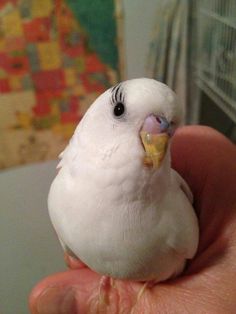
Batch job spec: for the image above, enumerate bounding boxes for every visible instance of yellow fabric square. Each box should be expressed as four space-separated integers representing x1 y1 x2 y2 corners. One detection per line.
52 123 75 138
37 42 62 70
72 84 86 96
0 69 7 79
51 103 60 116
9 75 22 91
15 112 32 129
0 39 6 52
2 10 23 38
0 90 35 128
31 0 53 18
64 68 77 86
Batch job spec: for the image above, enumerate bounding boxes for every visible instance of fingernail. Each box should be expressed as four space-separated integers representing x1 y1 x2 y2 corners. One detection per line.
36 286 77 314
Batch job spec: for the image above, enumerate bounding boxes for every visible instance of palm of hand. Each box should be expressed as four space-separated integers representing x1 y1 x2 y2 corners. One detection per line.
30 126 236 314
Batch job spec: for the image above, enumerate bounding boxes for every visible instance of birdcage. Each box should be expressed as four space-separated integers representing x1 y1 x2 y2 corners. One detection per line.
196 0 236 123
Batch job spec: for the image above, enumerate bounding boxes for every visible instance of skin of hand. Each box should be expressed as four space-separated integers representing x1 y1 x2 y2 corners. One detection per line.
29 126 236 314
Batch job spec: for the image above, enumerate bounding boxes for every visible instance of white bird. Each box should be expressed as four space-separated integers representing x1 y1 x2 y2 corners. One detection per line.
48 78 199 283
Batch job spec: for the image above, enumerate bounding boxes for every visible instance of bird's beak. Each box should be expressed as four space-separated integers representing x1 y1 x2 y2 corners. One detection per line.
140 115 171 169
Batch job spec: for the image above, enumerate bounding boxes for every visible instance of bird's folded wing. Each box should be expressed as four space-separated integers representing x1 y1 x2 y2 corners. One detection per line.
166 170 198 259
172 169 193 204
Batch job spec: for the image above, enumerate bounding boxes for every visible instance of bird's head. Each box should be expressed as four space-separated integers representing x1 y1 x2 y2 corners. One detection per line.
75 78 183 169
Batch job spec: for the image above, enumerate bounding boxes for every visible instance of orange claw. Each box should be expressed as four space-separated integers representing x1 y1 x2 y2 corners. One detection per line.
64 252 88 270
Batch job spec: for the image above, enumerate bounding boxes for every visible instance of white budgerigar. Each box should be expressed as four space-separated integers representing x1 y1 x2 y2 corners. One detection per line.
48 78 199 283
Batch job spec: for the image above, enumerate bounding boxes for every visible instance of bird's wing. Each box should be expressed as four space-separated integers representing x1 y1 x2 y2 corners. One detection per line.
166 170 198 259
171 169 193 204
56 150 65 170
56 133 79 170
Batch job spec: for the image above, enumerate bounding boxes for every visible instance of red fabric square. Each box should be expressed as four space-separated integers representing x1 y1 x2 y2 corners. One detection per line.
0 53 8 72
7 55 29 75
0 79 10 92
23 18 51 43
85 54 106 73
61 111 80 124
32 69 66 91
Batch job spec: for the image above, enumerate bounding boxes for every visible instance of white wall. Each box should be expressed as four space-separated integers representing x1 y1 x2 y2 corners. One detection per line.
123 0 159 78
0 162 65 314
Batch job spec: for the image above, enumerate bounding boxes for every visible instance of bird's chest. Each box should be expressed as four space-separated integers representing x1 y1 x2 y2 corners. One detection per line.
50 156 175 280
70 158 164 219
62 161 167 254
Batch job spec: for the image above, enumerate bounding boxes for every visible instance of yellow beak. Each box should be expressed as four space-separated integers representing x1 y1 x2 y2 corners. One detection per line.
140 131 169 169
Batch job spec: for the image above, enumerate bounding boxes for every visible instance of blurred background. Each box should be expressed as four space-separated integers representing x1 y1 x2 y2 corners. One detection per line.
0 0 235 313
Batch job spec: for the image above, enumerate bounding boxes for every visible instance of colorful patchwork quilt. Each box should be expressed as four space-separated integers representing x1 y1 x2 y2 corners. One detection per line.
0 0 119 169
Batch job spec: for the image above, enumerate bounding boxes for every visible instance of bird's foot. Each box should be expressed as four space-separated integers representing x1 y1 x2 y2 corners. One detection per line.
137 281 156 300
98 276 114 305
130 281 155 314
136 281 149 302
64 252 87 269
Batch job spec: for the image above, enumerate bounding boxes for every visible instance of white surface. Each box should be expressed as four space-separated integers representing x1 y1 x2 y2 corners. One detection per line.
123 0 159 78
0 161 65 314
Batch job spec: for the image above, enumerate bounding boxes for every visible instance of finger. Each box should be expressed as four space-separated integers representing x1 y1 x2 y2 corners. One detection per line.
171 126 236 250
139 274 236 313
171 126 236 285
29 268 236 314
29 269 99 314
171 125 236 208
29 268 139 314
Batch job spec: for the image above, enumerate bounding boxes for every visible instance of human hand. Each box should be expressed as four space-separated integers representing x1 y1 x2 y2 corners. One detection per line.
29 126 236 314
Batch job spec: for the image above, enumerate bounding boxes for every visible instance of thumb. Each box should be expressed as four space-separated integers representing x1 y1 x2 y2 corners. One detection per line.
29 268 138 314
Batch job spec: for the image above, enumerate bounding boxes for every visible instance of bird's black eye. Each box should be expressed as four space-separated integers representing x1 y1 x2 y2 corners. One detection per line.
113 102 125 118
